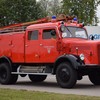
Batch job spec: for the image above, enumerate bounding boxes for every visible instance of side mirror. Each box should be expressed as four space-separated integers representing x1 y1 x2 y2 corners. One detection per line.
60 25 66 32
51 30 56 36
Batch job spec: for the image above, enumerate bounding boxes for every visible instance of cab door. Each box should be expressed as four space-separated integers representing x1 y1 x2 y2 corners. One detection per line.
25 30 40 63
39 28 59 63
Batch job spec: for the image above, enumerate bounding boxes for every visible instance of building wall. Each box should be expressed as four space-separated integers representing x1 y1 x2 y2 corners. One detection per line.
85 26 100 40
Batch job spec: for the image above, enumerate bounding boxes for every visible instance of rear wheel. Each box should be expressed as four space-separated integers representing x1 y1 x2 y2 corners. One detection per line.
28 75 47 82
56 62 77 88
89 70 100 85
0 63 18 84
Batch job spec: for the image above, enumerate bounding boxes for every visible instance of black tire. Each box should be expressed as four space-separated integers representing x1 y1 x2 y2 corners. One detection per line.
28 75 47 82
89 71 100 85
0 63 18 84
10 74 18 84
56 62 77 88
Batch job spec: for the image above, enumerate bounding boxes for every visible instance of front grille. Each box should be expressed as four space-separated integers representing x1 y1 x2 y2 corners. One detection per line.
97 44 100 64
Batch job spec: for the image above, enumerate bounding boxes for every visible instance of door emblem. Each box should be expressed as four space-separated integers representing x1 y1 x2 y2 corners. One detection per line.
44 46 54 54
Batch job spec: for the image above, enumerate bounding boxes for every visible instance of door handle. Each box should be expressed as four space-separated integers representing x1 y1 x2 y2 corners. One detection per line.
40 44 43 46
25 44 28 47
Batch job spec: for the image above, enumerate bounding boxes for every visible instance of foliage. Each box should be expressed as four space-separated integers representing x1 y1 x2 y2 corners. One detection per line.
37 0 49 16
38 0 62 16
0 0 45 27
0 0 100 27
47 0 62 16
62 0 100 25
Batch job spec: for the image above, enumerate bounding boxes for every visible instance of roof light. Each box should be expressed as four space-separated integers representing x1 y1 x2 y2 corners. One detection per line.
73 17 77 21
72 17 78 23
52 15 56 19
51 15 57 22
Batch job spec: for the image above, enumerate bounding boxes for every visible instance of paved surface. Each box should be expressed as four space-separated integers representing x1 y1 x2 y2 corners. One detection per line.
0 75 100 96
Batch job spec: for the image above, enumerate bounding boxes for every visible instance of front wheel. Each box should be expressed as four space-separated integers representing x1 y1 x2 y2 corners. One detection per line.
28 75 47 82
56 62 77 88
89 70 100 85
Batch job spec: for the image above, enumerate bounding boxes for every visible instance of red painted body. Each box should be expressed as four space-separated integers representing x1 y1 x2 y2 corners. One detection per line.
0 21 100 66
1 16 100 88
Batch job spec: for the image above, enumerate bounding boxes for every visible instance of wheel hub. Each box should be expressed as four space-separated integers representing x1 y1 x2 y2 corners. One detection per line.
60 68 70 82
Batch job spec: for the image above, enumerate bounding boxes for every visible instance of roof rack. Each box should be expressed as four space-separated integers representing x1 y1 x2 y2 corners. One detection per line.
0 17 49 33
0 14 74 33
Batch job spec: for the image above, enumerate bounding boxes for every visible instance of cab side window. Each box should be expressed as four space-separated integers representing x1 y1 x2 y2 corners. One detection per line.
42 29 56 39
28 30 38 40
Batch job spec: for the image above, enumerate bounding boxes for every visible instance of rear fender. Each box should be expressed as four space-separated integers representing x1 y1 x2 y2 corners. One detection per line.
0 56 12 67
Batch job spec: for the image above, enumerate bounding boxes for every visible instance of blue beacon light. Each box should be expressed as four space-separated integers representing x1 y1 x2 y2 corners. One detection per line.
73 17 78 23
51 15 56 22
73 17 77 21
52 15 56 19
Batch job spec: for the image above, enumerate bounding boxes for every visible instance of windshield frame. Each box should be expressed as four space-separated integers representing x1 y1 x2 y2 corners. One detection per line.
61 26 88 39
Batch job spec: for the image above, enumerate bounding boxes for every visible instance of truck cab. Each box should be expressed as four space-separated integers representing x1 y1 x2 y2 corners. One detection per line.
25 22 60 63
25 19 88 63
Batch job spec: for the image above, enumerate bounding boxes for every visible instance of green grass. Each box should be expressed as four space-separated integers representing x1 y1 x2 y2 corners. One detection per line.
0 88 100 100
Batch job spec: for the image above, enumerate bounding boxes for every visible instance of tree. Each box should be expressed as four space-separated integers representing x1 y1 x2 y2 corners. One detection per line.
38 0 62 16
0 0 45 27
0 0 10 26
37 0 49 16
48 0 62 16
62 0 100 25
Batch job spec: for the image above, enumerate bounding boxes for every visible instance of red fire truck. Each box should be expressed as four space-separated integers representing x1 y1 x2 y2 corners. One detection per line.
0 15 100 88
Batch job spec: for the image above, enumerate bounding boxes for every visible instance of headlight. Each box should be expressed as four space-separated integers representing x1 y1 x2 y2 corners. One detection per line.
80 54 85 60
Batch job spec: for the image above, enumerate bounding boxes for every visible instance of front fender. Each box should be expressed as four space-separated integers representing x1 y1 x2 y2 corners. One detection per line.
53 54 83 74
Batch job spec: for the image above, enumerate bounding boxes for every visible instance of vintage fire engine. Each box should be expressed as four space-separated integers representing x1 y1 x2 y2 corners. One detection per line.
0 15 100 88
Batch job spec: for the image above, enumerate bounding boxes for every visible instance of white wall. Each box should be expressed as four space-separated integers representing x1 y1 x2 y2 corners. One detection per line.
85 26 100 40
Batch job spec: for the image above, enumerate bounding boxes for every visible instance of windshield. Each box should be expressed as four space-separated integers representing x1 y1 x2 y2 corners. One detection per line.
62 26 88 39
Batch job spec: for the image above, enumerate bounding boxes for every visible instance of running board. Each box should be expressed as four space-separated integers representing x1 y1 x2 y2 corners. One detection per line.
11 65 53 75
11 72 52 75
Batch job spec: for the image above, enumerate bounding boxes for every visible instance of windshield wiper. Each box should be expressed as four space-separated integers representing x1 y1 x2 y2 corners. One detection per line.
66 27 73 36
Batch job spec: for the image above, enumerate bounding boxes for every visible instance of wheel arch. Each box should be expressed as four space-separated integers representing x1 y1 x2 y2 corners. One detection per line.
0 56 12 67
53 54 81 74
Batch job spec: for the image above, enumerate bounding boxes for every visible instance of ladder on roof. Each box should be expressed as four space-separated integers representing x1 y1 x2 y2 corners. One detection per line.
0 17 49 33
0 14 73 33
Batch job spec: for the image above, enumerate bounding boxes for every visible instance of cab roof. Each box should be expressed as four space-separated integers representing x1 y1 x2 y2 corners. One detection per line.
26 21 83 30
26 22 59 30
